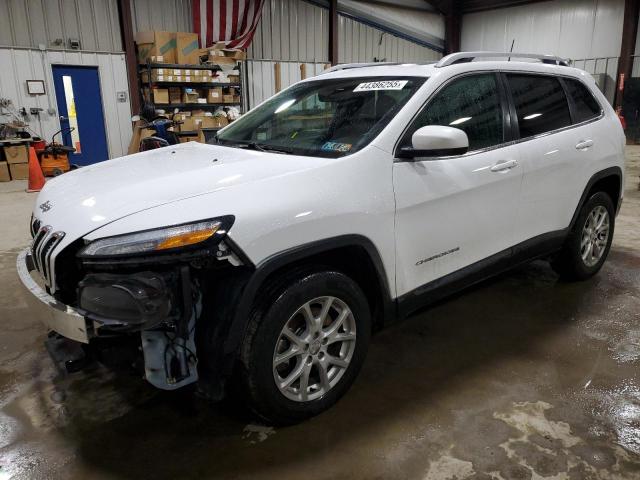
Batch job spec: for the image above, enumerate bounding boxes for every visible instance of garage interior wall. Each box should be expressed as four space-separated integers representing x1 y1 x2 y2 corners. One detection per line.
0 0 133 159
461 0 624 104
246 0 443 107
130 0 193 34
0 48 132 159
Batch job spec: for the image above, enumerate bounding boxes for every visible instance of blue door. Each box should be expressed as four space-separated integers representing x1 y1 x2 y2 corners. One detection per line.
52 65 109 166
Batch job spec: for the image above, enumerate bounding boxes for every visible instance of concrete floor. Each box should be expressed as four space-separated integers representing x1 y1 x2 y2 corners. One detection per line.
0 149 639 480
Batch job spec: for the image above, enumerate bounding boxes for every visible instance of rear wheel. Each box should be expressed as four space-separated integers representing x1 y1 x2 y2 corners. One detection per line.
552 192 615 280
238 270 370 425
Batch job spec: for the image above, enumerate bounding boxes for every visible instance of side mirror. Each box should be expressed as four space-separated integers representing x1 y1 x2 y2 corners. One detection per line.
398 125 469 159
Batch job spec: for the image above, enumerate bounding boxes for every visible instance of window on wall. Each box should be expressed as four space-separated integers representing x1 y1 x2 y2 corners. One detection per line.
507 74 571 138
564 78 602 123
402 73 504 152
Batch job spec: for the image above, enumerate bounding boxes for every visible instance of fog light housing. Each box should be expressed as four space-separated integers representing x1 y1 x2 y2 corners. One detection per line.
78 272 176 331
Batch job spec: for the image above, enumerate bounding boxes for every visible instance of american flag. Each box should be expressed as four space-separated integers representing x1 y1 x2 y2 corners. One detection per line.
193 0 266 50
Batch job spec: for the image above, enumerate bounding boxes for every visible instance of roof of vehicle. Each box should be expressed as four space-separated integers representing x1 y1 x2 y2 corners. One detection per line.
313 51 592 83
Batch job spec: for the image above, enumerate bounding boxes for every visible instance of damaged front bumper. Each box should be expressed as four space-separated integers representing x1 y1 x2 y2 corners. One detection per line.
16 248 200 390
16 248 91 343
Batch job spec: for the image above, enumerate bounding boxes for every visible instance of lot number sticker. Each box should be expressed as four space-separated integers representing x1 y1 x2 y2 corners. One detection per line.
353 80 408 92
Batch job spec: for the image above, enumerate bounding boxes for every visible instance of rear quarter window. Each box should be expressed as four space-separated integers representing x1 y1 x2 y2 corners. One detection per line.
564 78 602 123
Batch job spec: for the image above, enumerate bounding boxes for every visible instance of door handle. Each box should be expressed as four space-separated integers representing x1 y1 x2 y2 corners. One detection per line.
59 115 68 122
575 139 593 150
490 159 518 172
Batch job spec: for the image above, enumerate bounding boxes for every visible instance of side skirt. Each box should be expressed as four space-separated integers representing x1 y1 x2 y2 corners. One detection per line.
396 230 567 319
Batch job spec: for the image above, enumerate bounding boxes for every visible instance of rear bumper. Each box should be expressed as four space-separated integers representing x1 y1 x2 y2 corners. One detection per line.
16 248 90 344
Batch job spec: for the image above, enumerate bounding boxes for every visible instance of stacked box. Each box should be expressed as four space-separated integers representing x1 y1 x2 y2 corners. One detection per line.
135 31 177 64
4 145 29 180
0 162 10 182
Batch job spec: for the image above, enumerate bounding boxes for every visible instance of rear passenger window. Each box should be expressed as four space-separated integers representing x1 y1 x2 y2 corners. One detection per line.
564 78 601 123
404 73 504 152
507 75 571 138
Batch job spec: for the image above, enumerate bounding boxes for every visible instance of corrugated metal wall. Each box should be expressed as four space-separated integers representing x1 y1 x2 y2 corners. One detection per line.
461 0 625 104
0 47 132 159
249 0 330 62
338 15 441 64
244 60 329 108
461 0 624 59
0 0 122 52
130 0 193 34
248 0 442 63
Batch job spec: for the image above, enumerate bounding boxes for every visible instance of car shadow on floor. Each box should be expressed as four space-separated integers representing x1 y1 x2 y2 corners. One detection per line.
29 256 628 479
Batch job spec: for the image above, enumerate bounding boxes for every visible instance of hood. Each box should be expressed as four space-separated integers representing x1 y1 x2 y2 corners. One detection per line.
33 142 328 241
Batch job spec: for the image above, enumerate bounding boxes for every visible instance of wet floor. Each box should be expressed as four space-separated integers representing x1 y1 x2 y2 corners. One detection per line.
0 150 639 479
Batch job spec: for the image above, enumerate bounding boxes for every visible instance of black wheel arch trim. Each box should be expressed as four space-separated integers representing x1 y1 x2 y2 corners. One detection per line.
222 234 395 359
569 166 623 231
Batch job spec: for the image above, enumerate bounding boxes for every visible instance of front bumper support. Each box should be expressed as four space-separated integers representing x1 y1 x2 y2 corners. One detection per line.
16 248 91 344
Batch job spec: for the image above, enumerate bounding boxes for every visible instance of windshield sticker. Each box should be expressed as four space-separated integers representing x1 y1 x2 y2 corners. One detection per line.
353 80 408 92
321 142 352 152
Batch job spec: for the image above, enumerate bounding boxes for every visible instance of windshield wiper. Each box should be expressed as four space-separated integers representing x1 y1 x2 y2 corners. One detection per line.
234 141 293 154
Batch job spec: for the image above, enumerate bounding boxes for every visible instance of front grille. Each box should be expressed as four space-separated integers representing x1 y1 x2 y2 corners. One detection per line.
30 217 65 291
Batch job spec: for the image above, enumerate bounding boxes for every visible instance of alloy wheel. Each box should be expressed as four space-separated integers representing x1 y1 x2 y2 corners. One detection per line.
580 205 610 267
272 296 357 402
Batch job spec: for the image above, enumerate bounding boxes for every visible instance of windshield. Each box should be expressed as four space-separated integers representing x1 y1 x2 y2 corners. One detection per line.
216 76 426 158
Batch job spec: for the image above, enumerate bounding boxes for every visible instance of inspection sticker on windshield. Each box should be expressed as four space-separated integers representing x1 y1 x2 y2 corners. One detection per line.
353 80 408 92
322 142 352 152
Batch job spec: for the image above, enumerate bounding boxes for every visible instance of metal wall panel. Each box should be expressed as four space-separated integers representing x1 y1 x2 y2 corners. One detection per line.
245 59 328 108
0 47 132 159
461 0 624 59
249 0 330 62
130 0 193 34
0 0 122 52
338 15 441 64
248 0 441 63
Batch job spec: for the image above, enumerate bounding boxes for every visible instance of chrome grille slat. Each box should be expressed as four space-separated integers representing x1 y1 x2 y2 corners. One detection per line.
29 222 65 291
32 226 51 273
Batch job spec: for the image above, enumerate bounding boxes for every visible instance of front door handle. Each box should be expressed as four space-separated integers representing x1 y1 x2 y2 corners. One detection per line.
490 159 518 172
575 139 593 150
59 115 68 122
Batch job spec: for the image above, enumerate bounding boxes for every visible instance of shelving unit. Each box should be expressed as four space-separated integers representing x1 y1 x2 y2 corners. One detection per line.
138 62 243 112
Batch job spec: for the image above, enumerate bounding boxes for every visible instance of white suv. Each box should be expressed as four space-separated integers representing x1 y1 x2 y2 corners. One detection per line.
18 52 624 424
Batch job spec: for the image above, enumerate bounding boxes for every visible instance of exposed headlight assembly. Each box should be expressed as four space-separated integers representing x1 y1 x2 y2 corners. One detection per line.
79 217 233 257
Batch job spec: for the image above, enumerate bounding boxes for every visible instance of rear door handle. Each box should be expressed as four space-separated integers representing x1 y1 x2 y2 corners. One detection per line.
575 139 593 150
490 159 518 172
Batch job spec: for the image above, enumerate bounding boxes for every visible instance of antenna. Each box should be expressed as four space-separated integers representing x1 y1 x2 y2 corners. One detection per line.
508 39 515 61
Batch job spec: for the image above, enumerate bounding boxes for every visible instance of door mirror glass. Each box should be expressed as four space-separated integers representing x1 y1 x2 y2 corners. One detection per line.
399 125 469 159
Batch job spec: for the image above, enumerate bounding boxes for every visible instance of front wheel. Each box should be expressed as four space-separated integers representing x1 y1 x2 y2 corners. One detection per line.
238 270 371 425
552 191 615 280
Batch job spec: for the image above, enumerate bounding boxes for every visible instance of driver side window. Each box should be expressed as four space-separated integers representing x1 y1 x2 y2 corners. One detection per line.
403 73 504 152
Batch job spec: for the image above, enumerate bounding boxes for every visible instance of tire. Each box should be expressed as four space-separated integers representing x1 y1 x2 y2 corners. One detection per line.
552 191 615 281
238 269 371 425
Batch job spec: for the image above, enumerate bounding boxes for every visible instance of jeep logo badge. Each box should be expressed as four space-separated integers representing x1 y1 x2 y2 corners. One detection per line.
39 201 52 213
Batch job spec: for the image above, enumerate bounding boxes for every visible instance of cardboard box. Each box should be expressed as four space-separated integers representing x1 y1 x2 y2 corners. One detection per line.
169 87 182 104
3 145 29 164
223 49 246 60
175 113 196 131
207 87 223 103
0 162 10 182
9 162 28 180
152 88 169 104
135 31 176 64
179 135 199 143
176 32 200 65
183 89 200 103
223 94 236 104
228 75 240 84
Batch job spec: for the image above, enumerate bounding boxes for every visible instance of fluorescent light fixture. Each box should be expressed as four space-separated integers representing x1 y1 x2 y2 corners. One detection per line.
449 117 471 125
523 113 542 120
275 99 296 114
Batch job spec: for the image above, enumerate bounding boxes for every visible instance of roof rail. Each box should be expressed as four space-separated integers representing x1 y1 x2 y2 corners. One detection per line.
320 62 401 74
435 52 570 68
